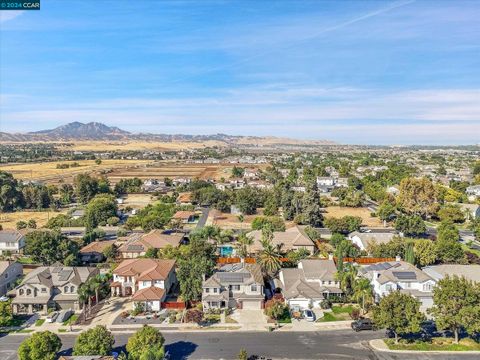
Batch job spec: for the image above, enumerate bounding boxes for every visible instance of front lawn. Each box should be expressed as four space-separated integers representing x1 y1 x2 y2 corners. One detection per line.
63 314 79 326
35 319 45 327
317 305 358 322
385 338 480 351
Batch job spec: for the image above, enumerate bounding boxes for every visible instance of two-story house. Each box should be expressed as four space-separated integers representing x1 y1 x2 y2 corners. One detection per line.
0 230 26 255
79 239 116 264
12 265 98 315
348 231 398 252
277 258 343 310
202 263 264 310
117 230 185 259
358 261 436 312
111 258 176 311
0 261 23 296
246 226 316 254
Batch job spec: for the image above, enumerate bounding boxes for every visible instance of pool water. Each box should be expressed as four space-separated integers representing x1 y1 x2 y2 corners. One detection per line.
219 246 234 257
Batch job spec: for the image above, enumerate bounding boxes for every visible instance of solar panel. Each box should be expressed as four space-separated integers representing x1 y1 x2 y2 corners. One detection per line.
392 271 417 280
217 272 249 283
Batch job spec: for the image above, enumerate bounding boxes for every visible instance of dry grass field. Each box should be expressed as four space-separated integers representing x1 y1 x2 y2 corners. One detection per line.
107 163 266 182
0 159 153 184
324 206 383 227
119 194 156 209
57 140 225 152
0 209 68 230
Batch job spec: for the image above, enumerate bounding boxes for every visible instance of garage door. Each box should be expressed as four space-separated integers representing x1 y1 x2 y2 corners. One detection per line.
242 300 262 309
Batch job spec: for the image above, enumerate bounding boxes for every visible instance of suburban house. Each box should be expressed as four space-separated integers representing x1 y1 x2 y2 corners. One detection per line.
0 230 26 255
358 261 436 311
246 226 316 254
466 185 480 199
0 261 22 297
71 209 85 220
118 230 185 259
348 231 397 252
457 203 480 220
111 259 176 311
277 258 343 310
202 263 264 310
79 240 116 263
172 210 197 224
11 265 99 314
422 264 480 284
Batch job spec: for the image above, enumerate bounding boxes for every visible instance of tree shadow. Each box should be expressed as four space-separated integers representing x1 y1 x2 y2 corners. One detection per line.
165 340 198 359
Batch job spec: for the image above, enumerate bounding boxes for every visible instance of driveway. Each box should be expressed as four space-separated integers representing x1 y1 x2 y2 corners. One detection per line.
230 309 269 331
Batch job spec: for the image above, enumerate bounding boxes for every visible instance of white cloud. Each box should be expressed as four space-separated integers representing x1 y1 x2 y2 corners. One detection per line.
0 11 23 23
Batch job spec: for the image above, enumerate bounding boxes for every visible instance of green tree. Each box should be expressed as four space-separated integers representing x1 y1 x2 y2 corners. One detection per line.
397 177 438 218
235 186 260 215
377 201 396 222
429 276 480 343
302 182 323 227
437 205 465 223
263 194 279 216
404 242 415 264
257 237 282 276
73 325 114 355
231 166 245 178
24 230 79 265
0 171 23 211
352 277 373 314
235 232 253 259
126 325 165 360
324 216 362 234
435 222 464 263
74 173 100 204
373 291 425 344
251 216 285 231
84 194 118 230
413 239 437 266
0 299 13 326
394 214 426 237
18 331 62 360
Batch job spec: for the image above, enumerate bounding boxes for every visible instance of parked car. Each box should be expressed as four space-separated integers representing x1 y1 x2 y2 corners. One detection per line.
46 312 59 323
56 309 74 323
302 309 316 322
351 318 375 331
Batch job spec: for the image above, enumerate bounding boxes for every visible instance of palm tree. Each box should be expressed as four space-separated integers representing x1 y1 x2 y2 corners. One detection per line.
257 239 282 277
78 283 93 320
236 233 253 259
351 278 373 314
335 263 358 297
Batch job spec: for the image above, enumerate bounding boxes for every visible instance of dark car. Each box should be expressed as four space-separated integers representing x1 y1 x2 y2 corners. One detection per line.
351 318 375 332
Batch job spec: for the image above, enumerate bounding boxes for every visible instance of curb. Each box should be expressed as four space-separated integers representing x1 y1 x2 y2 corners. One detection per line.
369 339 480 355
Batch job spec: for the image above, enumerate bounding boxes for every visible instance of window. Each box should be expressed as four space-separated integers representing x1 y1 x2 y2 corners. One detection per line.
4 272 8 279
232 285 240 291
143 281 149 287
251 285 257 292
385 284 392 291
205 288 210 293
328 281 332 285
211 302 218 307
70 286 75 293
213 288 218 293
26 289 31 296
19 289 24 296
41 288 47 293
64 286 69 293
423 283 432 291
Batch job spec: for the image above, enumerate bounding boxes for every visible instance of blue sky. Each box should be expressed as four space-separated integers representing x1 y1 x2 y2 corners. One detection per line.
1 0 479 145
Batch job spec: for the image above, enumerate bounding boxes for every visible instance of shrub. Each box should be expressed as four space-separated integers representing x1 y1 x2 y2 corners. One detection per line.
320 299 332 309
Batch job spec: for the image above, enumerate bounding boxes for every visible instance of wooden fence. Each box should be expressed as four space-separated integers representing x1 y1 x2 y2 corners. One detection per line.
161 301 186 309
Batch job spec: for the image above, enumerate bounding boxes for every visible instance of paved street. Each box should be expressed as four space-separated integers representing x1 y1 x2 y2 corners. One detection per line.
1 330 479 360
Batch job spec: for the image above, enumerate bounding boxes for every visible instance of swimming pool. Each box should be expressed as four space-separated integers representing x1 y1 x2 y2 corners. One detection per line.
219 245 234 257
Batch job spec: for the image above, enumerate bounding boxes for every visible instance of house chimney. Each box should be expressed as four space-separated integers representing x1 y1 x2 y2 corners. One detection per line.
328 253 334 261
395 255 401 262
240 257 245 264
202 274 206 281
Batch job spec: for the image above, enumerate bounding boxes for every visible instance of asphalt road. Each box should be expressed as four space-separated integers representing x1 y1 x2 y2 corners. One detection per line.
1 330 478 360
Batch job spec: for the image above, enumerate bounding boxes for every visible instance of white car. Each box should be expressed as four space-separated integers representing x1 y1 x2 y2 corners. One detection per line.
46 312 58 323
302 309 316 322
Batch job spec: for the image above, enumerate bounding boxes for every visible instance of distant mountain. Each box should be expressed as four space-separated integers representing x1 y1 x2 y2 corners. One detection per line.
31 121 131 140
0 122 336 146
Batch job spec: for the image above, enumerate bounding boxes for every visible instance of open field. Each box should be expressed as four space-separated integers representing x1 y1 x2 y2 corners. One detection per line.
324 206 383 227
119 193 156 209
0 159 153 184
0 209 68 230
58 140 227 151
107 162 267 182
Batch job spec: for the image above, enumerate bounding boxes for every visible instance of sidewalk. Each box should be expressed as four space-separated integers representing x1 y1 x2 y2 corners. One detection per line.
369 339 480 355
